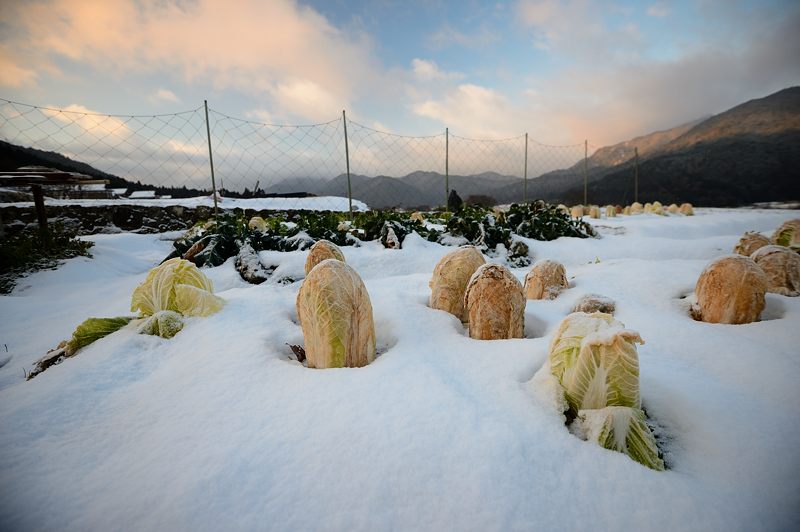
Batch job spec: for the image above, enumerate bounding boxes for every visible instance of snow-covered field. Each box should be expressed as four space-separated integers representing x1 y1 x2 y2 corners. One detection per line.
1 208 799 531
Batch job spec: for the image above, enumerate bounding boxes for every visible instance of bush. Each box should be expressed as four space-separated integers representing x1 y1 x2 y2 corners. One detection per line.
0 225 93 294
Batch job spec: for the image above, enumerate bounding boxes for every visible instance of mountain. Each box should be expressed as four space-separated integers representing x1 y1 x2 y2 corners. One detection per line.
557 87 800 205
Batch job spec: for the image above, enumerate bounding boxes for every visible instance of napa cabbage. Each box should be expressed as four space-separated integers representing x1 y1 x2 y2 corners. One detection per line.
296 259 375 368
131 258 224 317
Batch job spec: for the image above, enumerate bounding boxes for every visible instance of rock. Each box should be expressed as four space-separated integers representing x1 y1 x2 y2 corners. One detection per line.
572 294 616 314
234 242 272 284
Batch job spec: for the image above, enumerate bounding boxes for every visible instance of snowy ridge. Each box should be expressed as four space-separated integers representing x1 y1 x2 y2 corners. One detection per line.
0 209 799 530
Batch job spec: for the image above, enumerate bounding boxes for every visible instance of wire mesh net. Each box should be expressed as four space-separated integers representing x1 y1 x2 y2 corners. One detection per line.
207 109 348 210
345 121 445 209
0 97 604 211
0 98 211 195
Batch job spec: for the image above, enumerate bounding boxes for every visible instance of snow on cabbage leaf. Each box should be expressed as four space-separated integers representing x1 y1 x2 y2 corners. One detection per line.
304 240 345 276
429 245 486 322
559 328 643 412
131 258 224 317
137 310 185 339
578 406 665 471
69 316 134 352
296 259 376 368
548 312 621 384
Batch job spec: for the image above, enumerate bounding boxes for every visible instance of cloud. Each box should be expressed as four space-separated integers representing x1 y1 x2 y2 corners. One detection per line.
1 0 379 122
41 104 132 138
647 3 668 17
151 89 180 104
0 46 38 88
411 59 464 83
428 24 499 49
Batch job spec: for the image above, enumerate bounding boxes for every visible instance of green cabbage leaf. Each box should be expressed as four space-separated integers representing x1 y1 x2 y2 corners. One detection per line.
68 316 134 352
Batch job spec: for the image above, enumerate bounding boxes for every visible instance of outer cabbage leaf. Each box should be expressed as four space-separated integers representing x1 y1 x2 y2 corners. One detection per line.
131 258 221 317
137 310 185 339
578 406 665 471
561 328 643 411
548 312 621 383
174 284 225 317
68 316 134 352
296 259 375 368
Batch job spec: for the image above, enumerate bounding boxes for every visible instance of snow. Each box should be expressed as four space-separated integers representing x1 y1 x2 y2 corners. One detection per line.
1 209 799 531
1 195 369 212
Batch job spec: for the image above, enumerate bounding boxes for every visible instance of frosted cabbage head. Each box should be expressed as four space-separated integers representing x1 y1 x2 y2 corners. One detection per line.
692 255 767 324
524 260 568 300
464 263 525 340
304 240 345 276
429 246 486 322
751 245 800 296
131 258 225 317
296 259 376 368
733 232 770 257
630 202 643 215
248 216 268 232
771 219 800 251
679 203 694 216
604 205 616 218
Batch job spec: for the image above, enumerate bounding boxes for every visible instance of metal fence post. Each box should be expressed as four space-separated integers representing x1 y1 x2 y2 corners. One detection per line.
203 100 219 216
523 133 528 203
343 110 353 218
445 127 449 211
634 146 639 204
583 139 588 206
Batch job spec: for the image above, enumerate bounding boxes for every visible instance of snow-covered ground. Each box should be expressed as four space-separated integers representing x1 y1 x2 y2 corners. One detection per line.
1 208 798 531
1 194 368 212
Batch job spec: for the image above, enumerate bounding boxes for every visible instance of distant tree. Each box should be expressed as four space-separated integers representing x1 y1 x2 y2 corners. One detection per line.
448 189 463 211
465 194 496 207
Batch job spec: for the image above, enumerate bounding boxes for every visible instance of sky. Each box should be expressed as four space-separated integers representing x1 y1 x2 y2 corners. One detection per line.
0 0 798 188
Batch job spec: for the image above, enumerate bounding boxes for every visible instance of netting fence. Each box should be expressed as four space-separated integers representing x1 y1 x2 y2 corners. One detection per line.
0 98 598 211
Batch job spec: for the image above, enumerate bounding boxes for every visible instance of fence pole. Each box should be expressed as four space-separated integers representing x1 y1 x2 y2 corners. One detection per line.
634 146 639 204
342 110 353 218
445 127 449 211
203 100 219 216
523 133 528 203
583 139 588 206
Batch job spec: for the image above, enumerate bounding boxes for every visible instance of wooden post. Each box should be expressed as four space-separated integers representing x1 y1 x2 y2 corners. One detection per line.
31 184 47 230
445 127 449 211
523 133 528 203
634 146 639 203
343 110 353 218
203 100 219 216
583 139 588 206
